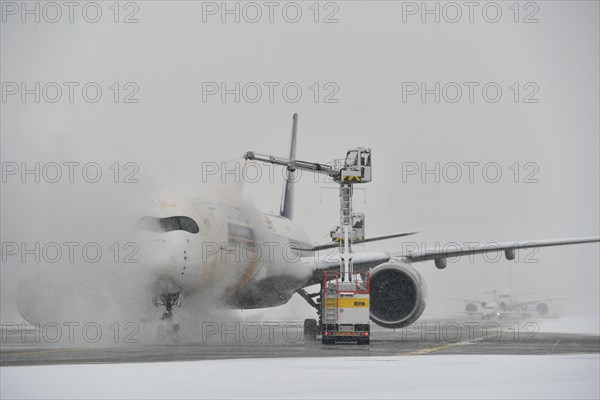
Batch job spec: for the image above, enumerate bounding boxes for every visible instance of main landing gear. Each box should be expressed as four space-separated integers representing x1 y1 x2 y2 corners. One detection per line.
297 287 321 343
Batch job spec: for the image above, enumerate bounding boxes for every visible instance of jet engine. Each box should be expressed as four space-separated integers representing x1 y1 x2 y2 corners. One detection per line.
465 302 478 314
536 302 549 315
369 260 427 328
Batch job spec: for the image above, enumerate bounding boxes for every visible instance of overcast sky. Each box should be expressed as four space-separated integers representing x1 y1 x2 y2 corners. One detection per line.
1 1 598 322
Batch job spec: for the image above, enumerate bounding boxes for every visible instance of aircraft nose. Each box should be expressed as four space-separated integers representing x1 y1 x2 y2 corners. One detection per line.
136 215 208 288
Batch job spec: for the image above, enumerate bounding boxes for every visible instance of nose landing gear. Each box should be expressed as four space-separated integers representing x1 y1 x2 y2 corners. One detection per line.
154 292 182 343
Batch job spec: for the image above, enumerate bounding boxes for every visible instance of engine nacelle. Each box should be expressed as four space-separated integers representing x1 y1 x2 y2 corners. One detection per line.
505 249 516 261
434 258 447 269
369 260 427 329
465 302 478 314
536 302 549 315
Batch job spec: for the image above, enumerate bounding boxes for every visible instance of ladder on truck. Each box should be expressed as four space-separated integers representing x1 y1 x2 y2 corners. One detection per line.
322 282 338 323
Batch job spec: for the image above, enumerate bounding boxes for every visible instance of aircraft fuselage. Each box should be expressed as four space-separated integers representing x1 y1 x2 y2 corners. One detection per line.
139 199 317 309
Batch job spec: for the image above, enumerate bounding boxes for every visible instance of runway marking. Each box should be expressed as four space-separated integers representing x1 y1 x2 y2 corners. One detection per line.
552 338 562 350
409 344 452 355
1 348 86 357
408 337 486 356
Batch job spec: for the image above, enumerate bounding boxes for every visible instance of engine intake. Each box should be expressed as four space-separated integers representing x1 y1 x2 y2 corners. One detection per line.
369 261 427 329
465 302 478 313
536 302 549 315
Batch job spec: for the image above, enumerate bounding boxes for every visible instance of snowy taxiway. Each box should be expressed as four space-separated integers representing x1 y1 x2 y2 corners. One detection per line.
2 354 599 399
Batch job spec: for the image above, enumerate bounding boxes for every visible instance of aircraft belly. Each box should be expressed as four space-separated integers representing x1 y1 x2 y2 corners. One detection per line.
223 274 307 309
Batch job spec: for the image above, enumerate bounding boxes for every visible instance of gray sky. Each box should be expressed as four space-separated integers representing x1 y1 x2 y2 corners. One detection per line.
1 1 599 322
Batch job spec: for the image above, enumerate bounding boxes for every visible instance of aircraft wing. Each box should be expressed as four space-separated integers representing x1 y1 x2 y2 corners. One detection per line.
513 295 577 309
313 251 391 272
312 237 599 274
449 297 486 304
293 232 419 252
307 251 390 285
393 237 600 266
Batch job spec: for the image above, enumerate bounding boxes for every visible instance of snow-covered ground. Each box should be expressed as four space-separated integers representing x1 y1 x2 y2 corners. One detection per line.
2 354 598 399
536 316 600 335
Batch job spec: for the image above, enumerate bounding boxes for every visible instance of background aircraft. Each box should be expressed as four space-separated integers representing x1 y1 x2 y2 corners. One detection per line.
451 264 576 319
454 287 572 319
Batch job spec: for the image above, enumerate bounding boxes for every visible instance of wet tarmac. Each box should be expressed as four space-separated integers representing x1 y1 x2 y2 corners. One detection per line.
2 318 598 366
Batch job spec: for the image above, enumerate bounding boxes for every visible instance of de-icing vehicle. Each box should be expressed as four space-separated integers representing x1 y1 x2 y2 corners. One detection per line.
244 146 374 344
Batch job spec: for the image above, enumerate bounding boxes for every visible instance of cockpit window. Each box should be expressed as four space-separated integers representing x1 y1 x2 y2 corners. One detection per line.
136 216 200 234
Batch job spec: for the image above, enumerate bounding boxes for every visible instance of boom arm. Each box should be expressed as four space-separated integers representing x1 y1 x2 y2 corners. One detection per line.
243 151 337 178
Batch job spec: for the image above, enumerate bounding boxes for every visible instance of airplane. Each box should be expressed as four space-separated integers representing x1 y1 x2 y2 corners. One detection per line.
454 288 568 319
451 264 574 319
16 114 600 341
